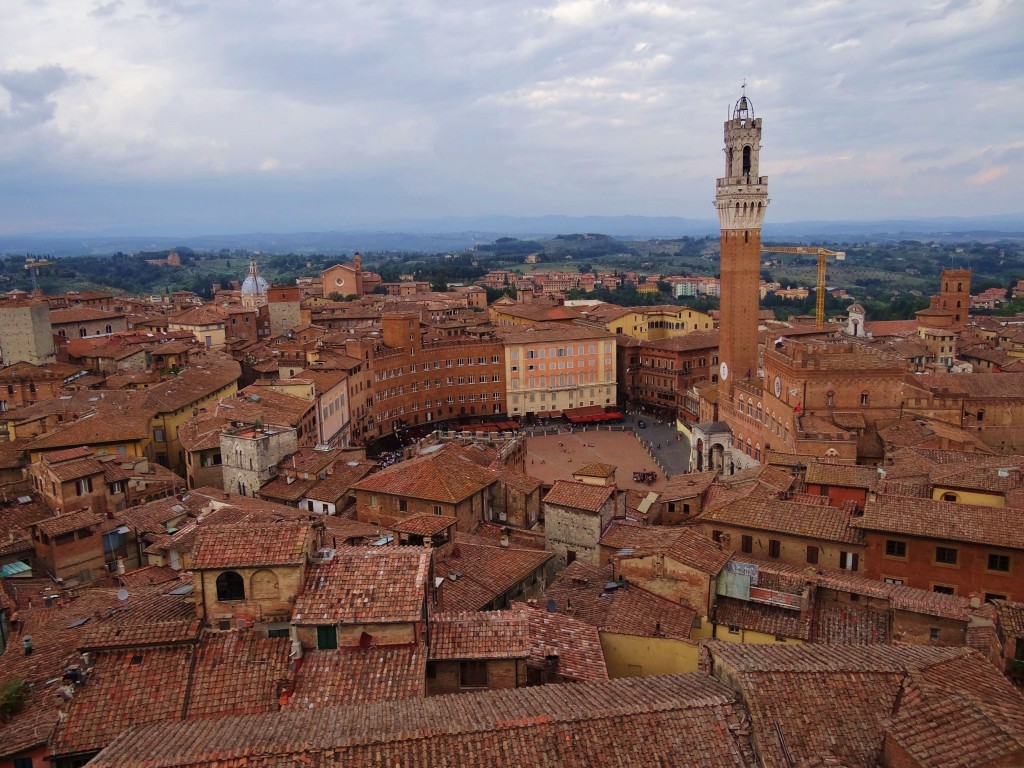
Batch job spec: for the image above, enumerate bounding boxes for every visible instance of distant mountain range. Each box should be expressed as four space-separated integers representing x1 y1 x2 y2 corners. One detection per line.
2 214 1022 256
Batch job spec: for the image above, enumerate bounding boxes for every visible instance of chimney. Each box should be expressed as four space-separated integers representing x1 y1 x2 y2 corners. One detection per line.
542 652 560 683
23 636 33 656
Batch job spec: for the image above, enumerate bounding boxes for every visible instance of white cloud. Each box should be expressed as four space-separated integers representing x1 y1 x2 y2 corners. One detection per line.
0 0 1021 232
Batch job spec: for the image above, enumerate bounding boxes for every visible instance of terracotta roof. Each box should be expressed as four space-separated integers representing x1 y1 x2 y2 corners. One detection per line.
494 321 610 343
168 305 228 326
78 584 201 651
715 595 811 640
87 673 754 768
43 456 105 482
708 643 962 768
543 480 614 513
292 547 430 625
304 460 375 503
661 470 719 500
700 496 865 546
804 460 881 491
25 407 154 451
49 307 126 324
191 521 315 569
389 514 459 536
994 600 1024 638
183 633 292 720
883 652 1024 768
429 611 531 660
143 354 240 412
545 561 696 641
50 645 193 758
857 494 1024 550
50 632 291 759
813 600 891 644
573 461 616 478
511 602 608 682
287 645 425 707
34 508 104 537
353 445 496 503
435 533 553 613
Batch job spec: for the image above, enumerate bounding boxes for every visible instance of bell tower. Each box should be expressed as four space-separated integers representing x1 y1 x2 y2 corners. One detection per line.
715 86 769 401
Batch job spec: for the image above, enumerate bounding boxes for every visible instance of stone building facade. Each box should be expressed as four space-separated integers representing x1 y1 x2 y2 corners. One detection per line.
542 481 617 568
220 423 298 498
0 300 56 365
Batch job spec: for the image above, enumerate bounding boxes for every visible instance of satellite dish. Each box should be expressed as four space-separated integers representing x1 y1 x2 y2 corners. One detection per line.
116 588 129 602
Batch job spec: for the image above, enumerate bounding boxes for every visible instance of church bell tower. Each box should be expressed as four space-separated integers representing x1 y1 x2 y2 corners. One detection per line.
715 87 769 401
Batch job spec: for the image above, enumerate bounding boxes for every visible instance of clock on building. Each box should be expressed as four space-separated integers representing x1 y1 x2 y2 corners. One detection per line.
774 375 782 398
719 361 729 381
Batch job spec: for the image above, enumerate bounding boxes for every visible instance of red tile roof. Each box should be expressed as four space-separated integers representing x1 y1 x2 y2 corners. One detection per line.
353 444 496 503
50 632 291 759
700 496 865 545
389 514 459 537
33 508 104 537
182 633 292 720
543 480 615 513
190 520 315 569
602 520 730 575
292 547 430 625
545 561 697 642
715 595 811 640
428 611 531 660
286 645 425 707
804 460 881 491
87 673 755 768
435 533 553 613
883 652 1024 768
857 493 1024 550
50 645 193 758
512 602 608 682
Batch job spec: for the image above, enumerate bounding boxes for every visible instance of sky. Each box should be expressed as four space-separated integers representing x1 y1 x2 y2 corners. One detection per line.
1 0 1022 236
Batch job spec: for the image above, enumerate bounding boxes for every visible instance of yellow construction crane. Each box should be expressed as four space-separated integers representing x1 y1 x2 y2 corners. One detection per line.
24 258 54 292
761 245 845 327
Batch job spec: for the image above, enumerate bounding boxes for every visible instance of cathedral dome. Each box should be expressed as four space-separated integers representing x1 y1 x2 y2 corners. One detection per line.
241 274 268 294
241 258 268 295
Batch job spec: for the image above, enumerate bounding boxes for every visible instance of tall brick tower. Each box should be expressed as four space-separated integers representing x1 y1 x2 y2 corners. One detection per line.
715 88 769 402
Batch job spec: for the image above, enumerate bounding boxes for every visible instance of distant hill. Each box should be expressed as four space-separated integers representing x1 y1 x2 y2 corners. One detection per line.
1 214 1022 256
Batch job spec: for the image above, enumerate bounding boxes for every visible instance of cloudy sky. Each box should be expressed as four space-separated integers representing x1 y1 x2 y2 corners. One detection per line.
1 0 1022 235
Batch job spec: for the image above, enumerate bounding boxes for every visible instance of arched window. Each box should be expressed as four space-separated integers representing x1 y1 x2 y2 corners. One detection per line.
860 391 869 406
942 492 958 502
105 324 112 334
216 571 245 601
742 145 752 175
79 327 87 337
756 403 763 422
957 282 962 292
826 392 834 407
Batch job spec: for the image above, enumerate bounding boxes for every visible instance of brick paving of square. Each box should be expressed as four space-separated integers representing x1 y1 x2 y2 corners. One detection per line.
525 428 685 492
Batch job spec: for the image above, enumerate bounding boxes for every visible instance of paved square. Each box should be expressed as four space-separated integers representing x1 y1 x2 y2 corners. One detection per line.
525 427 688 491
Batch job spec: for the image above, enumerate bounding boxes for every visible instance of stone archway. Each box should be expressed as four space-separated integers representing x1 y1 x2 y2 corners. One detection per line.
250 569 280 600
